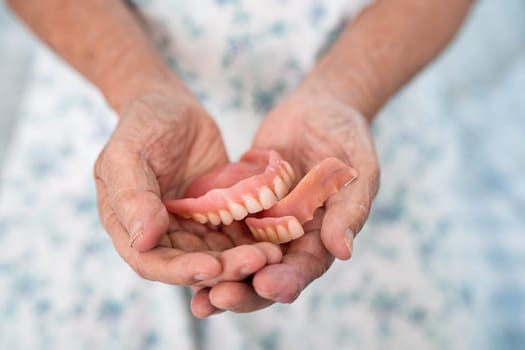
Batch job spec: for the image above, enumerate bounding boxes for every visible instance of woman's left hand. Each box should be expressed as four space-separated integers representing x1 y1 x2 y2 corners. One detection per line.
191 90 380 316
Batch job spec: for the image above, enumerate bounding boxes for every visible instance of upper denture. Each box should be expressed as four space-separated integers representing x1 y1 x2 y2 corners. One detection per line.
164 149 295 226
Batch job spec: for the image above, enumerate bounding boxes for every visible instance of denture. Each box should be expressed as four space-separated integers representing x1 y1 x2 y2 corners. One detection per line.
165 150 358 244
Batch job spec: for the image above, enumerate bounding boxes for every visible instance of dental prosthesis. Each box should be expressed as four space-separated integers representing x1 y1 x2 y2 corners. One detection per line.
165 150 358 244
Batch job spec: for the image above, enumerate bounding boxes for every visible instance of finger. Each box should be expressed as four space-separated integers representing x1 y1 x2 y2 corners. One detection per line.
208 282 273 313
252 231 333 303
137 248 223 284
196 243 282 287
191 288 224 318
95 145 169 251
320 162 379 260
96 178 222 284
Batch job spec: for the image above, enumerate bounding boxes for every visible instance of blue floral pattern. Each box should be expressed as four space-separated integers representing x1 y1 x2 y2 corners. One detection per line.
1 0 524 349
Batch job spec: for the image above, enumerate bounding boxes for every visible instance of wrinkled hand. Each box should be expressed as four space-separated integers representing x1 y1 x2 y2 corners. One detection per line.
255 93 380 257
95 89 281 287
192 92 380 316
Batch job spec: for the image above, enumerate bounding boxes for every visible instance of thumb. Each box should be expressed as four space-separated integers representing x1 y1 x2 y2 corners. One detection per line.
95 145 169 252
320 163 379 260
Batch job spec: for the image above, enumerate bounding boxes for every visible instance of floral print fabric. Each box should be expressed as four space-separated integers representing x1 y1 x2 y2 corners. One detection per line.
1 1 524 349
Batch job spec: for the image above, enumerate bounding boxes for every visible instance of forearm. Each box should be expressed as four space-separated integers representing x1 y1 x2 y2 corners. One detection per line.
299 0 473 121
7 0 187 113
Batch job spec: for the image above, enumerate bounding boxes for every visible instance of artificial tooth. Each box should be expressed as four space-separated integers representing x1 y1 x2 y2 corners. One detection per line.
276 225 289 240
192 213 208 224
207 212 221 226
228 202 249 220
248 226 260 241
287 219 304 239
259 186 278 209
283 162 296 183
243 195 263 213
218 210 234 225
251 228 263 241
272 176 288 199
263 226 278 243
280 169 292 187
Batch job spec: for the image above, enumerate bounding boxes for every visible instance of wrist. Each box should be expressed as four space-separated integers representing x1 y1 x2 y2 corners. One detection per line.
89 31 194 115
297 54 383 123
101 60 193 115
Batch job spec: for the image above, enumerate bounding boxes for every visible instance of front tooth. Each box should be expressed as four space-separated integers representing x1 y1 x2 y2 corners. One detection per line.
287 219 304 239
192 213 208 224
207 212 221 226
218 210 233 225
272 176 288 199
243 195 263 213
228 202 248 220
259 186 278 209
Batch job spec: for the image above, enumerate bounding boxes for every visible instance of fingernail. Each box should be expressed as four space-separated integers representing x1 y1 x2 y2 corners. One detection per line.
344 228 354 258
276 290 300 304
193 273 210 281
240 266 253 277
129 220 143 248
